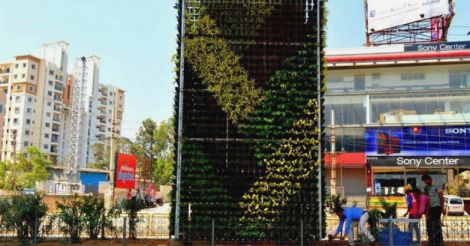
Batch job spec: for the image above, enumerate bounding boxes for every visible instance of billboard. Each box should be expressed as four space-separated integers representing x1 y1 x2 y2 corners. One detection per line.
115 153 137 189
367 0 453 33
366 126 470 157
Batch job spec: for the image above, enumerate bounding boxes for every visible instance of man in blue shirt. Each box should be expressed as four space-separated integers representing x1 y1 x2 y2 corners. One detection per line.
329 207 375 245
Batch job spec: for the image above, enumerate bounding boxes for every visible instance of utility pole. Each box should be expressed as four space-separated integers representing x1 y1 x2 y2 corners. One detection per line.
175 0 186 239
109 106 117 207
12 129 17 192
330 109 336 196
315 0 323 239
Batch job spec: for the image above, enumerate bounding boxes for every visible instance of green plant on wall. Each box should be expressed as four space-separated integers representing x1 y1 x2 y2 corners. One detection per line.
240 100 319 233
184 8 264 124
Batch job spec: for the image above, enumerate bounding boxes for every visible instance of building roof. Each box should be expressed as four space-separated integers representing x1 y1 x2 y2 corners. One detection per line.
15 55 41 63
326 41 470 68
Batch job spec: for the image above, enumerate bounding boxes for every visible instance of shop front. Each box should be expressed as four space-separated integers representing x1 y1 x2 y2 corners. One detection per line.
365 125 470 208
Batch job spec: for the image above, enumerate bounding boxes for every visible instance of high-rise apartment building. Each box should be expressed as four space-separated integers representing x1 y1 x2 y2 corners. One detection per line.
1 41 69 163
0 42 125 169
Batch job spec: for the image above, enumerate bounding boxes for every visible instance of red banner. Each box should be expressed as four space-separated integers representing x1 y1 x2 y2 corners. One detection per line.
115 153 136 189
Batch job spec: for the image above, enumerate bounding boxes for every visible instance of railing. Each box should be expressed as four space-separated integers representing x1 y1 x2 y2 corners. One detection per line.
458 188 470 198
0 213 170 244
326 215 470 245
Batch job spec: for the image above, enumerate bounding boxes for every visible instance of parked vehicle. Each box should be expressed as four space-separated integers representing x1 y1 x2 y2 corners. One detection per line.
444 195 465 216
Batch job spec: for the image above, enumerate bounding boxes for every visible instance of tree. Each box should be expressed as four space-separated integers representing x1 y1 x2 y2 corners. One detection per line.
90 143 109 170
14 147 51 190
0 160 14 190
132 118 174 186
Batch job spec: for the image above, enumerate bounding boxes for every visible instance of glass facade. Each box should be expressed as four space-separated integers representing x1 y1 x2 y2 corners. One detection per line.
325 64 470 144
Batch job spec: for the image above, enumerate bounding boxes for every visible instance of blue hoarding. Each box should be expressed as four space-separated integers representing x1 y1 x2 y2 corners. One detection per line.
366 126 470 157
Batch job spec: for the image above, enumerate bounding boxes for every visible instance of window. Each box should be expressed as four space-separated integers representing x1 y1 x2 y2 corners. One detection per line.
48 81 53 85
43 144 48 149
45 123 50 127
449 71 468 89
328 76 344 83
30 75 34 80
372 73 381 80
16 85 21 90
46 112 51 117
28 97 32 102
401 73 425 80
0 105 3 114
25 130 30 135
22 63 26 68
13 74 18 79
14 107 20 114
28 86 33 92
47 91 52 96
26 119 31 124
45 134 49 138
47 102 52 106
15 64 18 68
354 75 365 91
26 108 31 113
31 64 36 69
21 74 25 78
49 70 54 75
13 118 18 124
24 141 29 147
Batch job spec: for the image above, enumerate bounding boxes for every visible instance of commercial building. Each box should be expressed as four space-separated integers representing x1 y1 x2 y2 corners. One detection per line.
0 42 125 169
324 41 470 204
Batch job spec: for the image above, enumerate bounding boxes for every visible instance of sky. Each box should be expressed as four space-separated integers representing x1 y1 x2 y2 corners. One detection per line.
0 0 177 139
1 0 469 139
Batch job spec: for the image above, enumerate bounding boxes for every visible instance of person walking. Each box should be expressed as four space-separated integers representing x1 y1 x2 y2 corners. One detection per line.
403 185 421 243
329 207 375 245
422 174 445 246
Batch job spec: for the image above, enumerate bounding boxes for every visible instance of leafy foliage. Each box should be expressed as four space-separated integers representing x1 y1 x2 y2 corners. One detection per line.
131 118 175 185
56 195 85 243
240 100 319 230
0 194 49 240
121 197 144 240
90 142 109 170
2 147 51 190
185 9 264 124
325 194 348 215
81 194 120 239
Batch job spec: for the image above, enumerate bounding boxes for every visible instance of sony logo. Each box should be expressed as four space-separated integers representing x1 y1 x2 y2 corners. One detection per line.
445 128 470 134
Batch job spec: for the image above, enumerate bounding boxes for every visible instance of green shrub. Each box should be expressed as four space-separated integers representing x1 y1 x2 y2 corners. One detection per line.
56 195 85 243
121 197 144 240
0 194 48 241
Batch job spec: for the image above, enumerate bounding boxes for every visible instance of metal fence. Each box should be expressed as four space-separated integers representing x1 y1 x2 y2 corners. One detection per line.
326 216 470 245
0 213 170 245
2 214 470 245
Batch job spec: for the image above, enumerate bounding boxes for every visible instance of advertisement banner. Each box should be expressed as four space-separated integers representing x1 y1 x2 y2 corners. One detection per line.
367 156 470 168
115 153 137 189
366 126 470 157
405 41 470 52
367 0 452 32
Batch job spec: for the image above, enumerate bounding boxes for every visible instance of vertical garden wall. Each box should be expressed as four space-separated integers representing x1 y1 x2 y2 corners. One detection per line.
172 0 326 242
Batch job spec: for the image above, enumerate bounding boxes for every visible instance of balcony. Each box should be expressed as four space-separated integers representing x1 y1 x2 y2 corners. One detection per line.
55 75 63 81
52 123 60 132
52 115 61 122
53 95 62 101
50 145 58 154
53 105 61 112
0 68 10 74
54 84 63 92
51 136 59 143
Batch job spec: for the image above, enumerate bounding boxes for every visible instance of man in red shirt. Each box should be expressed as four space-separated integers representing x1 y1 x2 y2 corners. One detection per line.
403 184 421 243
